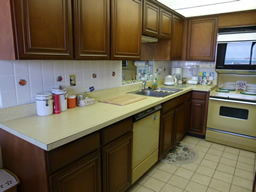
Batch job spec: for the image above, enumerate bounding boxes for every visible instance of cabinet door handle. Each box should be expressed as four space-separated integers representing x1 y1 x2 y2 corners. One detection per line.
153 115 158 120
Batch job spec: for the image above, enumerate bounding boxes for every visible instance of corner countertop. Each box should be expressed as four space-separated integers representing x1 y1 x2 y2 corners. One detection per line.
0 84 216 151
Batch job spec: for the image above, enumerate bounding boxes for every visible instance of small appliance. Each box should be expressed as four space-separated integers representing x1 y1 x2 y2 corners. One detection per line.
172 68 183 80
164 75 177 86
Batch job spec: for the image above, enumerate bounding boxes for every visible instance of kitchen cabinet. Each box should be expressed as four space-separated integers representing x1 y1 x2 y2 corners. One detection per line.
111 0 142 60
186 16 218 61
219 10 256 28
143 0 159 37
73 0 110 59
175 104 186 143
159 93 190 159
142 0 172 39
159 9 172 39
1 0 142 60
160 109 175 159
0 117 133 192
171 15 184 60
101 117 133 192
188 91 209 136
8 0 74 60
102 133 132 192
50 151 101 192
0 129 101 192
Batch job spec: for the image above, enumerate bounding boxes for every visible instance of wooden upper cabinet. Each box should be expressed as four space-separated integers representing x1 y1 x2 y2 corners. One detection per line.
186 16 218 61
111 0 142 60
159 9 172 39
219 10 256 28
143 0 159 37
171 15 183 60
73 0 110 59
11 0 74 59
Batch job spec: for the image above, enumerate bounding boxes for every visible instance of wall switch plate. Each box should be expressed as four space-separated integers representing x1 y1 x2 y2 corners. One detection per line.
69 74 76 86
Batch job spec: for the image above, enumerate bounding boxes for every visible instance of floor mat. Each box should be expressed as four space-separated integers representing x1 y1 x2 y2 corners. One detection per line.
162 142 198 165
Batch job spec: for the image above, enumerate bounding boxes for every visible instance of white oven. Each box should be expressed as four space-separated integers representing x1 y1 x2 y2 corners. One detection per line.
206 97 256 152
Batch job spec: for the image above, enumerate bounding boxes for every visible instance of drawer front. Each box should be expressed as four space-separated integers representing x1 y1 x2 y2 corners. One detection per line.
192 91 207 100
47 132 100 174
162 94 186 114
101 117 133 146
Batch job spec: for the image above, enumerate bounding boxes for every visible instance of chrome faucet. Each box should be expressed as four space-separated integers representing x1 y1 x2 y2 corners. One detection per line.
142 80 147 90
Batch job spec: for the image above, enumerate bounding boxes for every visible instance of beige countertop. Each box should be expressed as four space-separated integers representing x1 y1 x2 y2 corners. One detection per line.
0 84 216 151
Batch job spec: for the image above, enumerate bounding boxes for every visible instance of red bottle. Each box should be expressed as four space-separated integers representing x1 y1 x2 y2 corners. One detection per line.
53 94 61 114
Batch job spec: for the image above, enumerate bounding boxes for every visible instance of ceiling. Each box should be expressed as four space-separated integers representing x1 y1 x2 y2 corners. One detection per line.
157 0 256 17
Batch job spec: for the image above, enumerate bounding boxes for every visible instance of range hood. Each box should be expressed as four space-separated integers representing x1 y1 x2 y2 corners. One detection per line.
142 35 158 43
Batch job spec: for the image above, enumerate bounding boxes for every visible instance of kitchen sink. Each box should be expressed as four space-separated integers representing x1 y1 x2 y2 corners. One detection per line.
155 87 183 92
129 88 182 97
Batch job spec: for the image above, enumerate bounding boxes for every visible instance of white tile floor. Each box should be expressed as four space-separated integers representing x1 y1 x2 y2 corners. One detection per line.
128 136 256 192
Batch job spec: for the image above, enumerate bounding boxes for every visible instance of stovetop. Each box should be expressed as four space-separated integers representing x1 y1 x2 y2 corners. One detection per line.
210 82 256 102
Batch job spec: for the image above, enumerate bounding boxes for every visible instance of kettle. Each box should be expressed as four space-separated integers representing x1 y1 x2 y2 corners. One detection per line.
164 75 177 86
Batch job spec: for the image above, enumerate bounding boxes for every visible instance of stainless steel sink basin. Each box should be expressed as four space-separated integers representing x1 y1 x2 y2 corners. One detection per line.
155 87 183 92
129 88 182 97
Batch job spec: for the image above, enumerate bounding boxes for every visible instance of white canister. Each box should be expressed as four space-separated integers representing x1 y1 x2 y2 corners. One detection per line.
52 88 67 112
36 93 53 116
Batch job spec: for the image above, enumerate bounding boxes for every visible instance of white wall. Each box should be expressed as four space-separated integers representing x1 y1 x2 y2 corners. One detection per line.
0 60 122 108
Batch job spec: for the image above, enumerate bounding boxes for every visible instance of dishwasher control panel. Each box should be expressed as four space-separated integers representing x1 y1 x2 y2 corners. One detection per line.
133 105 162 121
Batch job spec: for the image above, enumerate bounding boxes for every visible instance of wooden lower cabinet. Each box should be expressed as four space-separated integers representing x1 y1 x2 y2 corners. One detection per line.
50 151 101 192
102 132 132 192
188 91 209 136
159 109 175 159
175 104 186 143
0 117 133 192
159 92 191 159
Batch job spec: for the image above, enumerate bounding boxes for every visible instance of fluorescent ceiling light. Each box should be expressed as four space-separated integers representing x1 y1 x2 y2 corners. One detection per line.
158 0 256 17
159 0 239 10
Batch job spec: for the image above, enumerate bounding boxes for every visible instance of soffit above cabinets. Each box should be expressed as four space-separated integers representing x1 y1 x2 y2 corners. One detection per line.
157 0 256 17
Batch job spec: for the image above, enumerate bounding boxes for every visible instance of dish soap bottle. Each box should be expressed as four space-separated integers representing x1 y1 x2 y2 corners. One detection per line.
152 72 158 89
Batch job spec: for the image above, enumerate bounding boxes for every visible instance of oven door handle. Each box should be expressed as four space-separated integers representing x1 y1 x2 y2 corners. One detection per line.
210 97 256 106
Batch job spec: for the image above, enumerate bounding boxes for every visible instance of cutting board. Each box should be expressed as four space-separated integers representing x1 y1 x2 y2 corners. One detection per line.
99 94 147 106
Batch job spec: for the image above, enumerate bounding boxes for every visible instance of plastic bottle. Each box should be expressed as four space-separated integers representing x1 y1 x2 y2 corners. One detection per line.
152 72 158 89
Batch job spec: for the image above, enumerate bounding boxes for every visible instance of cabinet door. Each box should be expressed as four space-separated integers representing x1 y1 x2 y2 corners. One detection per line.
172 16 183 60
185 92 192 133
159 109 175 159
159 9 172 39
111 0 142 60
12 0 73 59
189 99 206 135
175 104 186 144
187 17 218 61
143 1 159 37
73 0 110 59
50 151 101 192
102 132 132 192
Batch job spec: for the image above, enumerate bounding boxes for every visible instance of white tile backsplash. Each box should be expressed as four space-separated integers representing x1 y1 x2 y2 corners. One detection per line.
0 61 14 76
0 76 16 91
0 90 17 108
14 60 29 75
0 60 122 108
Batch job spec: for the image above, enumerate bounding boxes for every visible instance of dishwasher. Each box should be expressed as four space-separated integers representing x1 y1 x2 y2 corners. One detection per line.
132 105 161 184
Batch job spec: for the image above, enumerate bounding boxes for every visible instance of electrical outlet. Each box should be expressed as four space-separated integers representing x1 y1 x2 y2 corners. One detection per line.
69 74 76 86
